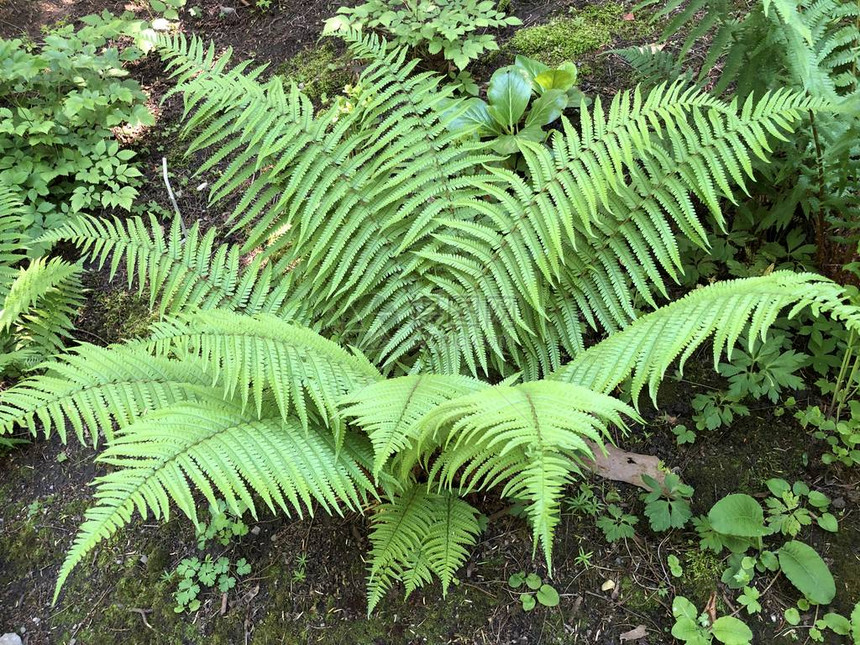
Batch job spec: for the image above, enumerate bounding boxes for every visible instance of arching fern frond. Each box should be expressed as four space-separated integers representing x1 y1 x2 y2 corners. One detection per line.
421 382 635 570
367 485 481 614
0 344 214 445
39 214 293 317
140 310 382 430
0 257 84 370
340 374 487 479
55 400 376 602
552 272 860 402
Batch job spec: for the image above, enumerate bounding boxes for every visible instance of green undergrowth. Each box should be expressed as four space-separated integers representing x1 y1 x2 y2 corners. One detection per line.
275 41 353 102
506 3 637 66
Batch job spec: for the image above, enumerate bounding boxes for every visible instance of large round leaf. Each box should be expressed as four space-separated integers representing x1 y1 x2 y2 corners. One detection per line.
778 540 835 604
708 494 768 537
711 616 753 644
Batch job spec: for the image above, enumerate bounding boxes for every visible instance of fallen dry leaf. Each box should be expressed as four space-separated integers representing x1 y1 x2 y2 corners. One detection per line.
584 442 666 490
620 625 648 641
601 579 616 592
622 12 635 20
705 591 718 625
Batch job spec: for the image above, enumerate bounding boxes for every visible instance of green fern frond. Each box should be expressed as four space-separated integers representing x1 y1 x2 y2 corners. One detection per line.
0 185 27 277
422 382 634 570
340 374 487 478
140 310 382 430
367 484 481 614
0 257 84 367
55 400 376 602
552 272 860 402
39 214 293 317
0 344 214 445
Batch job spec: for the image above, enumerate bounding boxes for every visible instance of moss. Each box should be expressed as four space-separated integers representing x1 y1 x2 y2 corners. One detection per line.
506 3 632 66
681 549 724 607
276 42 353 103
89 289 155 343
620 575 665 612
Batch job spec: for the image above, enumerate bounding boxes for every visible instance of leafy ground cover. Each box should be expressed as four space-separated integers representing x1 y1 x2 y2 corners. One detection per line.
0 0 857 643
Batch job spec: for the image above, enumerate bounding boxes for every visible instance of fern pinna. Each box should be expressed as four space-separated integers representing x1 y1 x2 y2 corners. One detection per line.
1 34 858 611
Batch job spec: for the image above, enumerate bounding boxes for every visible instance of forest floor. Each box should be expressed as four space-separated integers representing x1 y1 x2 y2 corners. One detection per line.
0 0 858 643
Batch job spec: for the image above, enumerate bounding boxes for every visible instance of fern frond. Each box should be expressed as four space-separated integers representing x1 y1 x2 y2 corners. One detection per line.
552 272 860 402
0 344 214 445
421 382 634 569
340 374 487 478
39 214 293 317
0 257 84 366
140 310 382 430
55 400 376 602
367 484 480 614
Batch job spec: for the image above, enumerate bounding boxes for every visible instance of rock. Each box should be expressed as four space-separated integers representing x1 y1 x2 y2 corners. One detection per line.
0 634 23 645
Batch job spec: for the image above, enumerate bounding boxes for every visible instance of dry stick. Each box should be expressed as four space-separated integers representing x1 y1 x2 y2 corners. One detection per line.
162 156 187 235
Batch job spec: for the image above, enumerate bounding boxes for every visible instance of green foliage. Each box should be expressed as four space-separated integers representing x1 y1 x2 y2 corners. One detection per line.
0 14 153 245
640 473 693 532
507 4 628 66
326 0 521 69
366 485 481 613
796 402 860 466
445 55 585 157
691 392 749 432
155 30 832 380
778 540 835 605
717 332 808 403
3 32 860 615
763 478 836 536
671 595 753 644
0 187 84 377
196 500 249 549
508 572 559 610
168 553 250 613
597 504 638 542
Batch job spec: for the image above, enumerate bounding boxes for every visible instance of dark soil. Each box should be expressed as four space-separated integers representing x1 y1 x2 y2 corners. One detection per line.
0 0 858 643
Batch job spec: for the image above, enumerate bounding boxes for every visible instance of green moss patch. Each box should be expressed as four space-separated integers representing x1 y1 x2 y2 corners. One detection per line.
507 3 631 66
276 42 353 102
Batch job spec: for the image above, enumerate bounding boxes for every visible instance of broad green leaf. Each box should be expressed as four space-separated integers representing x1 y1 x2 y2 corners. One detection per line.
535 65 577 93
817 512 838 532
525 89 567 128
708 494 768 537
672 596 698 621
525 573 542 590
765 477 790 497
486 67 532 129
711 616 753 644
671 617 707 644
521 593 536 610
537 584 560 607
778 540 835 605
821 613 850 635
514 55 548 84
784 607 801 625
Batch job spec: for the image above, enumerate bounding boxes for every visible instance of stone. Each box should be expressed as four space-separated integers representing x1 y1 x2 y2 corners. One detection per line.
0 634 23 645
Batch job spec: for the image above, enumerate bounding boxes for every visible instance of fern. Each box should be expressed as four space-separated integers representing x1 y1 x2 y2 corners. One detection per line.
421 382 635 570
0 345 214 445
56 399 376 602
366 485 481 614
552 272 860 402
152 31 824 379
340 374 487 479
40 214 294 317
0 187 84 373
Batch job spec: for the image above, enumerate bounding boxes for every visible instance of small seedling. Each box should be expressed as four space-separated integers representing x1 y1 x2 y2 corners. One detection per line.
508 572 560 610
